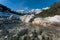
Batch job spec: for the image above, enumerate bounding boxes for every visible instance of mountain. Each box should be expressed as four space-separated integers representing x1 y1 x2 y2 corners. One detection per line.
19 8 50 23
35 2 60 17
16 9 42 15
0 2 60 40
16 10 25 14
29 2 60 27
28 9 42 14
0 4 26 15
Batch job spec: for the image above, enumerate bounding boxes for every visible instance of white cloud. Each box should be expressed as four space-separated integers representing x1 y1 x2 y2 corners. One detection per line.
28 9 42 14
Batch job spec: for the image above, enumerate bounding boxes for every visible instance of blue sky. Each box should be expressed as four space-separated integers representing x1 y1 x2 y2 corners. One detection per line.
0 0 59 10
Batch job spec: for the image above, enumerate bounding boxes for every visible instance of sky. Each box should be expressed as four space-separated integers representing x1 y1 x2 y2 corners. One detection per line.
0 0 59 10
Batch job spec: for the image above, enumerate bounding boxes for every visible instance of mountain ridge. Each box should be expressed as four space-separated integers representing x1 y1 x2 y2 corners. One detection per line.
35 2 60 17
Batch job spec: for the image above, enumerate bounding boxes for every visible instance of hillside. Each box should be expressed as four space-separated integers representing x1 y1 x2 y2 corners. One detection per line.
35 2 60 17
0 4 26 15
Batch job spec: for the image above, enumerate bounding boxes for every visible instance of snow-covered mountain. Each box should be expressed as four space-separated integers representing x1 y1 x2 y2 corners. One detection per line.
28 9 42 14
17 9 42 15
18 7 50 23
0 2 60 40
16 7 50 15
42 7 50 10
16 10 25 14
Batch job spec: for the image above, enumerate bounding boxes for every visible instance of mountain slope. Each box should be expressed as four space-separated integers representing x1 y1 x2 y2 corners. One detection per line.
35 2 60 17
0 4 26 15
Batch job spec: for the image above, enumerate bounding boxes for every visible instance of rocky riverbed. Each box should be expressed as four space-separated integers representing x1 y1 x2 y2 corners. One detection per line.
0 19 60 40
